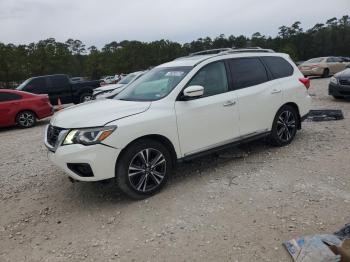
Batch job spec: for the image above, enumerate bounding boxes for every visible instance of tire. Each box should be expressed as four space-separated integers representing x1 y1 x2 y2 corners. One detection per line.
333 95 344 99
322 68 330 78
16 111 37 128
79 92 92 103
269 105 299 147
116 139 173 199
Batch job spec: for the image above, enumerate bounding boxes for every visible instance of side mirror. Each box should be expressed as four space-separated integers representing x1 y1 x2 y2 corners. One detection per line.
182 85 204 99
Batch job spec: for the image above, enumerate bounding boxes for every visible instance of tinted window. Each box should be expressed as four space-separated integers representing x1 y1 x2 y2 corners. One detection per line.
333 57 342 63
326 57 335 63
262 56 294 79
49 75 69 88
26 77 47 93
0 92 22 102
187 61 228 97
229 58 268 89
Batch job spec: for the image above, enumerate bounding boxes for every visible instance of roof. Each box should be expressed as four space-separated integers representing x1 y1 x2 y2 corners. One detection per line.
158 50 289 68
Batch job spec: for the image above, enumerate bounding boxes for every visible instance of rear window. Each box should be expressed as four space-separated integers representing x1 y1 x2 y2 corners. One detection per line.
0 92 22 102
262 56 294 79
229 58 268 89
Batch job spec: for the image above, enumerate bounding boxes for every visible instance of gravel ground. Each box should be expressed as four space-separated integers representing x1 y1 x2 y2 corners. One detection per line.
0 78 349 262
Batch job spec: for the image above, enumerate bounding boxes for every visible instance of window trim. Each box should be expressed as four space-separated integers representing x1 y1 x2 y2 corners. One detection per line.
177 60 231 101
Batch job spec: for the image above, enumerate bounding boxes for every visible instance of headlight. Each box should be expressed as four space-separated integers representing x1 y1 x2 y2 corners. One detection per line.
63 126 117 146
330 76 338 85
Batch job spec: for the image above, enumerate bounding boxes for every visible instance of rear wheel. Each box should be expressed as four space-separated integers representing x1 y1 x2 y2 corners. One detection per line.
16 111 36 128
322 68 330 78
269 105 299 146
116 139 172 199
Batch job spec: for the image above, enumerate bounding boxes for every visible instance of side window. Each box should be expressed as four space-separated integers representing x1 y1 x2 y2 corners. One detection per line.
333 57 342 63
229 58 268 89
187 61 228 97
262 56 294 79
50 75 69 88
26 78 47 93
326 57 335 63
0 92 22 102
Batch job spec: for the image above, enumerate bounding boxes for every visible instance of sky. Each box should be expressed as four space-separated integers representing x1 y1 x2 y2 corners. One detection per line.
0 0 349 48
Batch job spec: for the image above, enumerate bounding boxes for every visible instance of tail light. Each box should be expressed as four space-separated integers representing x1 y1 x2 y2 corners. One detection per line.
299 78 310 89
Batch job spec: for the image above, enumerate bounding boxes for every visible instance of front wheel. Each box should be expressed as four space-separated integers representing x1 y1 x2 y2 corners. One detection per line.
116 139 172 199
269 105 299 147
16 111 37 128
79 93 92 103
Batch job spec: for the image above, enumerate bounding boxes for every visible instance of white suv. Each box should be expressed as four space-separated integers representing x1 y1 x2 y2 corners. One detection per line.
45 49 311 199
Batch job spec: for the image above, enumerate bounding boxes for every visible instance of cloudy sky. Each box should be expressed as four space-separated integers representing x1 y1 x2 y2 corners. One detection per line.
0 0 348 48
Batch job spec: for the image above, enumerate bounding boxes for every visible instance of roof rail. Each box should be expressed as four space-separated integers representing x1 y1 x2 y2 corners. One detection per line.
189 48 232 56
225 48 275 54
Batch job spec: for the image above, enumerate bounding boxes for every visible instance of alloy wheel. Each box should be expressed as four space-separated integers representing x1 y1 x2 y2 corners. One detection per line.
18 112 35 127
276 110 296 142
128 148 167 192
82 95 92 102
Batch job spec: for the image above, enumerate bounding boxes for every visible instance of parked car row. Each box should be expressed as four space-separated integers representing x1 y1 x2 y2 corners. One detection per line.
44 48 312 199
93 71 146 99
298 56 350 77
16 74 101 105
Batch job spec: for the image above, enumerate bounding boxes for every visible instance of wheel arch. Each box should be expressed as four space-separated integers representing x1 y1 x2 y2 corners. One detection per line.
277 102 301 129
15 109 38 120
116 134 178 168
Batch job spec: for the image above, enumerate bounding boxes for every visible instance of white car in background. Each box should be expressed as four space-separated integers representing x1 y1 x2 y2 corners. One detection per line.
45 49 311 199
93 71 145 99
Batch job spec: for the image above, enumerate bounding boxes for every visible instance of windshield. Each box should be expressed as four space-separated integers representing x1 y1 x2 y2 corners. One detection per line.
304 58 324 64
115 67 192 101
119 73 137 84
16 78 32 90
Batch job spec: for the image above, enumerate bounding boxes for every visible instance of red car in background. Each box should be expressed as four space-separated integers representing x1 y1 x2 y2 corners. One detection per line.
0 89 53 128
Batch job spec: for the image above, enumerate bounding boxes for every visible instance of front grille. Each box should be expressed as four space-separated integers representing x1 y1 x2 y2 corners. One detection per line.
339 79 350 86
47 125 65 147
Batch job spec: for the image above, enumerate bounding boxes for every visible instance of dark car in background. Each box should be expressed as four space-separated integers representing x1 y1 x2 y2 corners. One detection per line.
329 65 350 99
16 74 100 105
0 89 53 128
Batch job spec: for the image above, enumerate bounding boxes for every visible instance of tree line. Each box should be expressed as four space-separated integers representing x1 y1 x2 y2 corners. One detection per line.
0 15 349 88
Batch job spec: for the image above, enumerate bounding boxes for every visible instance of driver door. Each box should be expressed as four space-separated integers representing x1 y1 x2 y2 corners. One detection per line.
175 61 240 157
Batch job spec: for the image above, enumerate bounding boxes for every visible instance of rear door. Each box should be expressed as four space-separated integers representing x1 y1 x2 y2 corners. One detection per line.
0 92 23 126
47 75 71 104
229 57 283 136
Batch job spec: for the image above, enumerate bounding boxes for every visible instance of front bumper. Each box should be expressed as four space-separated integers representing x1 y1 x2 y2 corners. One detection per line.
48 143 120 181
329 82 350 97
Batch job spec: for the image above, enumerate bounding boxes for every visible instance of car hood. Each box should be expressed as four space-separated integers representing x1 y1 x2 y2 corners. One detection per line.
51 99 151 128
335 68 350 78
94 83 125 93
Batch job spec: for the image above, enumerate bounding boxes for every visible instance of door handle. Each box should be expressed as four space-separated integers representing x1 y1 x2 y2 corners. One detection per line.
271 89 281 94
223 100 236 107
